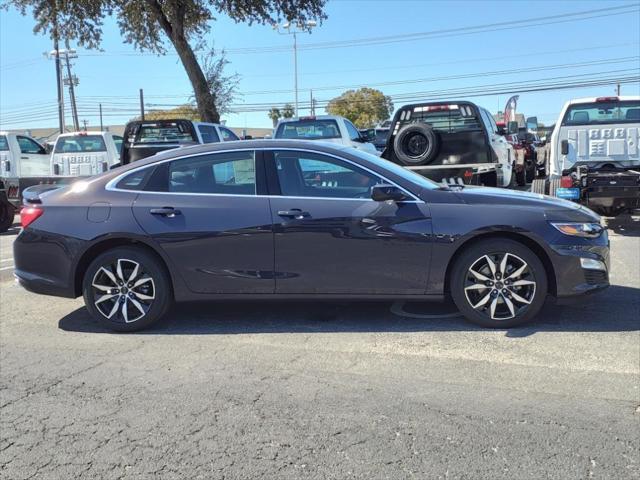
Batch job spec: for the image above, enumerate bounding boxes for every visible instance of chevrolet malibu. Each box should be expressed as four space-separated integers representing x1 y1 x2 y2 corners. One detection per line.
14 140 609 332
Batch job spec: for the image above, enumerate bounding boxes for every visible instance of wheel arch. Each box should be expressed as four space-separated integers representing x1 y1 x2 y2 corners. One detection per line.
73 236 175 298
443 231 557 297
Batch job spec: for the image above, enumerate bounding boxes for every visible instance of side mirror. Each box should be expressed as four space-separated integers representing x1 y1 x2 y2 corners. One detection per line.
371 184 409 202
359 129 376 143
561 139 569 155
507 121 519 134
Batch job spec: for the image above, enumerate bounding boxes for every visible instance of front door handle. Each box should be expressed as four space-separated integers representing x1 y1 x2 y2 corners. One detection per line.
277 209 310 219
150 207 181 217
20 156 29 160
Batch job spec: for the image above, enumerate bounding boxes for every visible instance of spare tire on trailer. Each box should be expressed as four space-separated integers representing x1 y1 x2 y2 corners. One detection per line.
393 123 441 166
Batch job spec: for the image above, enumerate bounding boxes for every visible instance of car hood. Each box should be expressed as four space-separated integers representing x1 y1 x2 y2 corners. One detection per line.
452 186 600 221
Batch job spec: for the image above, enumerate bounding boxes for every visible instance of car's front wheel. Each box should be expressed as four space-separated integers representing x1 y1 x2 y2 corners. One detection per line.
450 239 548 328
82 246 173 332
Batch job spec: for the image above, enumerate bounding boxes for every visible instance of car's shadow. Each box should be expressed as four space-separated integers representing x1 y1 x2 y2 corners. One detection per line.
59 285 639 337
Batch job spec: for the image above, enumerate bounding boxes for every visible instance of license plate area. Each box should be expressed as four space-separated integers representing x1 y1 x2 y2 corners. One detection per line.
556 187 580 200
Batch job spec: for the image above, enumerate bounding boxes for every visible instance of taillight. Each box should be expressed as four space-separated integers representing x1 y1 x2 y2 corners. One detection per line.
560 176 574 188
596 96 618 103
20 207 43 229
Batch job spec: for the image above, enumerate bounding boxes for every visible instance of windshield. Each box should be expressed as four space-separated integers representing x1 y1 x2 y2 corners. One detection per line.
347 148 439 190
398 105 482 133
561 100 640 126
135 122 196 144
275 119 342 140
0 135 8 151
54 135 107 153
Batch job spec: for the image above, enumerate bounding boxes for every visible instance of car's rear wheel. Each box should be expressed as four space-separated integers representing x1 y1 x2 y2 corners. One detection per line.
525 160 536 183
515 168 526 187
450 239 548 328
82 247 172 332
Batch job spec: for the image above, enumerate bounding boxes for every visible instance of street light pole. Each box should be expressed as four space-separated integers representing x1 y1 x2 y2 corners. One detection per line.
293 30 298 116
275 20 317 118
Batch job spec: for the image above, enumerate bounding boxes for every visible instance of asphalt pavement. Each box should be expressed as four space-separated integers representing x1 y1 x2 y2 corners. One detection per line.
1 215 639 479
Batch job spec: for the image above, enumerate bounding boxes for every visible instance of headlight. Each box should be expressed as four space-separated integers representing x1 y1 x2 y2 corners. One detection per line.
551 222 604 238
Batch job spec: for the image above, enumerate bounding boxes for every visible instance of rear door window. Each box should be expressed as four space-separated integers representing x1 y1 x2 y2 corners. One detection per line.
165 151 256 195
275 119 342 140
198 124 220 143
0 136 9 151
562 100 640 126
54 135 107 153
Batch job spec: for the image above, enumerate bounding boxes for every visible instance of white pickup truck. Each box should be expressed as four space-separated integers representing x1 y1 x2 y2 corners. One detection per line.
51 131 123 176
273 115 380 156
531 96 639 216
0 132 56 231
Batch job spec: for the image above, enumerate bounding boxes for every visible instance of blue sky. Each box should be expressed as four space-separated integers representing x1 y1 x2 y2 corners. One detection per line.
1 0 639 132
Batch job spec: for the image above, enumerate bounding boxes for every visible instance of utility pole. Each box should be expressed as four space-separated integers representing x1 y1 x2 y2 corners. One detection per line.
63 40 80 131
51 20 64 133
616 83 621 96
293 31 298 116
310 89 315 115
82 119 88 131
99 103 103 131
139 89 145 120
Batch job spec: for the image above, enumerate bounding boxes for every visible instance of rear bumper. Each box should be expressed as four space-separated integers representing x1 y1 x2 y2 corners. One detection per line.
13 228 80 298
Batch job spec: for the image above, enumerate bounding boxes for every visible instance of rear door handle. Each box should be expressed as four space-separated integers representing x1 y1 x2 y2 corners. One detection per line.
277 209 310 219
150 207 181 217
20 156 29 160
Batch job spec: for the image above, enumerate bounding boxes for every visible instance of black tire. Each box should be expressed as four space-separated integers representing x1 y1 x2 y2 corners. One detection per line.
0 201 14 233
530 178 547 195
515 169 526 187
393 123 441 166
82 246 173 332
450 239 548 328
548 177 562 197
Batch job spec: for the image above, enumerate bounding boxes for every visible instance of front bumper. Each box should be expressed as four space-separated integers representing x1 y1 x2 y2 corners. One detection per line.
550 236 610 298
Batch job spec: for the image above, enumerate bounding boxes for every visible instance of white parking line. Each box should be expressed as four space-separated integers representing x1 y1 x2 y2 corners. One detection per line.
1 258 13 263
0 265 14 271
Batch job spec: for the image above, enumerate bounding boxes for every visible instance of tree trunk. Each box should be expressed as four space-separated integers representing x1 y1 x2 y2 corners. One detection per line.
171 34 219 123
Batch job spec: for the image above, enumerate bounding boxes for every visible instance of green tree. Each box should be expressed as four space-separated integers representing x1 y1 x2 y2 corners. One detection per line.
268 107 281 127
282 104 295 119
141 104 200 121
326 88 393 128
5 0 327 123
198 46 241 117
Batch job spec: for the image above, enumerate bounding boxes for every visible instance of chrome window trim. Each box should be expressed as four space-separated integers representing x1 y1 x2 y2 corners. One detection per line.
105 147 423 203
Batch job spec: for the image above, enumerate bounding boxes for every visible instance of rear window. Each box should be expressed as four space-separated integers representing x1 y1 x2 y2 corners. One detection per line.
55 135 107 153
275 119 341 140
561 100 640 126
0 136 8 151
397 105 482 133
135 122 196 144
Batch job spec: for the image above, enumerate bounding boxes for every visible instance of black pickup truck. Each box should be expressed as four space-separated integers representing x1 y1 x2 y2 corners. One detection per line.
381 101 517 188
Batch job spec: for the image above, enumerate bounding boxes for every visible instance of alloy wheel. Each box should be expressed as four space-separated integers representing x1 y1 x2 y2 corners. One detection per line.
463 252 536 321
91 258 156 323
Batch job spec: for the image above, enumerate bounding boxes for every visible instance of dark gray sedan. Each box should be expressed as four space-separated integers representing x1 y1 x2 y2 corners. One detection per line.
14 140 609 331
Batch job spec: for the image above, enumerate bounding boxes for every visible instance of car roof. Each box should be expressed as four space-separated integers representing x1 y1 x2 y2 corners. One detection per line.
56 131 112 138
277 115 344 123
118 139 352 170
567 96 640 105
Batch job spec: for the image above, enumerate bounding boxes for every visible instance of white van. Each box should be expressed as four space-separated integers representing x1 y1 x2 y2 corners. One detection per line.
531 96 640 216
51 131 123 177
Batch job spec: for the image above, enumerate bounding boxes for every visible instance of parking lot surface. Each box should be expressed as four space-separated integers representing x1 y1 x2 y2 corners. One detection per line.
1 215 639 479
